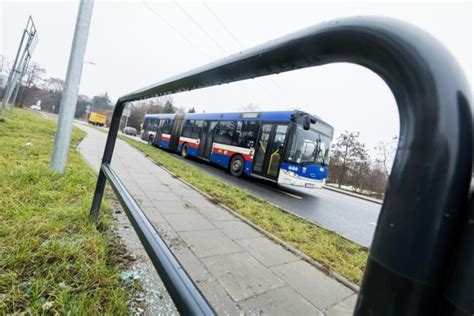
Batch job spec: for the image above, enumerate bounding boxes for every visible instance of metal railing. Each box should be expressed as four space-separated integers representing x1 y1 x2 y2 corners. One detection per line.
90 16 472 315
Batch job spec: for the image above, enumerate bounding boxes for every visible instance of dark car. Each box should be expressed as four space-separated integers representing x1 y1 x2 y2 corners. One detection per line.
123 127 137 136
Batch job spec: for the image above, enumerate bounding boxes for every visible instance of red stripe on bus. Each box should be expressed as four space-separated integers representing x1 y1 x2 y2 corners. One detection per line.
179 140 199 149
212 147 252 161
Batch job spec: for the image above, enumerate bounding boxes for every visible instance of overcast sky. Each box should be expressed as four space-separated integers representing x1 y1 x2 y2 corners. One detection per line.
1 1 472 152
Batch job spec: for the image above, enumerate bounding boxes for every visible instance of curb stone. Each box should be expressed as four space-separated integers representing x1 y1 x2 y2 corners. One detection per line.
324 185 383 205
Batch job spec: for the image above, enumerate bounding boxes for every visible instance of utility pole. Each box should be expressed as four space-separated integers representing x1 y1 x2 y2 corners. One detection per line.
1 16 37 119
51 0 94 174
11 56 31 107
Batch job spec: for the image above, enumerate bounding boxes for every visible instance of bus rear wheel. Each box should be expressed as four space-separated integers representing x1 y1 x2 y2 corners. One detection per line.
181 143 189 158
230 155 244 177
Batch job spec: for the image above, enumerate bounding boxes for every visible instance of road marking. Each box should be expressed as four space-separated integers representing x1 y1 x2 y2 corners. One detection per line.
369 222 377 226
256 183 303 199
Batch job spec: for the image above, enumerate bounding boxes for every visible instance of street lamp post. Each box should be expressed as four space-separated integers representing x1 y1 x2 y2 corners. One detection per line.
51 0 94 174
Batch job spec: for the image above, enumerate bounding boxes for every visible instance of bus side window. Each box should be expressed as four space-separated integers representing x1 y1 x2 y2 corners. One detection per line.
231 121 243 147
240 121 259 148
163 119 173 134
158 119 164 132
149 119 156 131
215 121 236 145
192 120 203 139
182 120 192 138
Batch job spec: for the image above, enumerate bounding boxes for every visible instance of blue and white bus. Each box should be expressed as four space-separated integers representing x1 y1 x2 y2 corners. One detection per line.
141 110 334 189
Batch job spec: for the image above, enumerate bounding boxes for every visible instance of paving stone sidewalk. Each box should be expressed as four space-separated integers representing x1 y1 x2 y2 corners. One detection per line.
76 123 357 315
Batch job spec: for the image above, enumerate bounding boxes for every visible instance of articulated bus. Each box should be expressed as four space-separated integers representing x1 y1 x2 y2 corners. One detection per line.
141 110 334 189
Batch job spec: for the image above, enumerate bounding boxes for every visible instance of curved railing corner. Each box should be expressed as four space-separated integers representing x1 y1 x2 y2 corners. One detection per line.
90 16 473 315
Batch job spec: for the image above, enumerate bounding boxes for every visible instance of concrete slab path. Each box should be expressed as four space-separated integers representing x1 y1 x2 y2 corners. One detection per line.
76 123 357 315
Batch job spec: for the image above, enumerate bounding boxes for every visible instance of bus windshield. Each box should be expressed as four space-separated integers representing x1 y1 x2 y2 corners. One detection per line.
286 126 331 165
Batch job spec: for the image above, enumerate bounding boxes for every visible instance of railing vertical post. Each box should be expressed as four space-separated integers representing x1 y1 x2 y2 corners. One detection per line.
90 100 125 221
441 191 474 314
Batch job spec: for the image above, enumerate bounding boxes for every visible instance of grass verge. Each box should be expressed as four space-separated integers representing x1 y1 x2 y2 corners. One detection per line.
119 135 368 285
0 109 129 314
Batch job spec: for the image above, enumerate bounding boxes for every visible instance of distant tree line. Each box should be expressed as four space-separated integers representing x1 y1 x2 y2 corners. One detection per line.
0 56 192 130
0 56 115 117
328 130 397 199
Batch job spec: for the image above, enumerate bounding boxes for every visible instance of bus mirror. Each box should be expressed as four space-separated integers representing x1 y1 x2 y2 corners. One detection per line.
303 117 311 130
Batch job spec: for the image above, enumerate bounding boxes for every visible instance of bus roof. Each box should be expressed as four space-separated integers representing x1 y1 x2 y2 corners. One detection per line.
144 110 334 132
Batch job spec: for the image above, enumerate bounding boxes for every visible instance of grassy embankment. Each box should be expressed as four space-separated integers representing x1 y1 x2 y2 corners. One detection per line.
0 109 129 314
120 135 368 284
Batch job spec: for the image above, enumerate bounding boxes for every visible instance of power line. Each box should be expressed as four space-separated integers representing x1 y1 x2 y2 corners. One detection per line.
142 1 280 103
174 1 228 53
141 0 211 58
200 1 244 48
200 1 284 94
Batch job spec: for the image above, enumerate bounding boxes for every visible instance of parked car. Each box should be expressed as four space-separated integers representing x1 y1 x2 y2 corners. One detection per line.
123 127 137 136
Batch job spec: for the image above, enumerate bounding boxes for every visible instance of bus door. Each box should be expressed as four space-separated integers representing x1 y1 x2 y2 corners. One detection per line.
154 120 163 145
198 121 218 159
169 113 185 151
252 123 288 179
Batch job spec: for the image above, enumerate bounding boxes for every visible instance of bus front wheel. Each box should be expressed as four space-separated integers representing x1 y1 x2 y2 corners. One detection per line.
230 155 244 177
181 143 189 158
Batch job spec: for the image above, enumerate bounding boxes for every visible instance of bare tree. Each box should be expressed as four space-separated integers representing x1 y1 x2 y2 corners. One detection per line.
0 55 10 89
367 165 388 195
328 131 368 188
240 103 259 112
18 63 46 107
374 135 398 176
91 92 113 112
24 63 45 89
44 77 64 92
175 106 185 114
75 95 92 118
347 159 371 193
22 77 64 112
126 103 148 131
163 99 176 113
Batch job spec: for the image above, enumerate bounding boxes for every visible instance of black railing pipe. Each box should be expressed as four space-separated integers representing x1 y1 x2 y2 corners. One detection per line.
90 16 472 314
101 163 215 315
441 188 474 315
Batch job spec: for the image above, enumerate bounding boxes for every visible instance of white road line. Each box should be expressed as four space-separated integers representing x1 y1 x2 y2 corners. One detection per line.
256 183 303 199
369 222 377 226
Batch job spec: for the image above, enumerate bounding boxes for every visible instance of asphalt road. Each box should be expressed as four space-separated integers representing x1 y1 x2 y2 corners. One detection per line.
123 133 381 247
